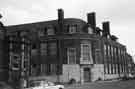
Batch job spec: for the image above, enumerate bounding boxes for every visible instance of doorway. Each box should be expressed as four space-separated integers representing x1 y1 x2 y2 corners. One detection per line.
83 67 91 82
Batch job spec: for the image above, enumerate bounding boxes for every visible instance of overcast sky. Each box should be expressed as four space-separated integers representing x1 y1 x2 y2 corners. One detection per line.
0 0 135 60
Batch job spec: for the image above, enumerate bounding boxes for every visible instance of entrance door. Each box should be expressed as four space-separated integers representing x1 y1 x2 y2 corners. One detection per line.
83 68 91 82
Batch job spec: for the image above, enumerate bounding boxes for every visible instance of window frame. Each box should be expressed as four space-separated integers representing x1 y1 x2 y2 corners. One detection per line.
88 26 93 34
81 44 91 61
47 27 55 35
69 24 77 34
67 48 76 64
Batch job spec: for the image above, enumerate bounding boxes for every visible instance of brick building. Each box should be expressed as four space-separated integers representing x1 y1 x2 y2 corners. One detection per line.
1 9 131 83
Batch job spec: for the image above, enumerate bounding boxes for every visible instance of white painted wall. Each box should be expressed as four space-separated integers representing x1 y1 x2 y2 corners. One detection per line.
62 64 80 83
91 64 104 81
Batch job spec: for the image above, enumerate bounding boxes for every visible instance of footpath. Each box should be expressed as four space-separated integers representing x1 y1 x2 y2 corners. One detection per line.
64 79 120 89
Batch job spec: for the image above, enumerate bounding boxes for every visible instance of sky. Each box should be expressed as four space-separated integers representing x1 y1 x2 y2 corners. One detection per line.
0 0 135 61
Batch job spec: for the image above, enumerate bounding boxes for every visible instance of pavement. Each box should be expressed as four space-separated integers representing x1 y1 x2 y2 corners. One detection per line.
65 79 135 89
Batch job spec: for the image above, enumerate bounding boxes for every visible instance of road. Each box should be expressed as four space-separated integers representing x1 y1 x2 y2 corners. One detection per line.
1 79 135 89
65 79 135 89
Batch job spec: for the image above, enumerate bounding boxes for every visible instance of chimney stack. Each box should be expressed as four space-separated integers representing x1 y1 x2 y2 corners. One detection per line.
102 21 110 37
58 8 64 34
58 9 64 21
87 12 96 28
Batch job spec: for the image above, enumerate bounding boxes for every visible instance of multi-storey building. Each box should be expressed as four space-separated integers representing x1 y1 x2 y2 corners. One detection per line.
0 22 8 81
126 53 135 76
1 9 132 83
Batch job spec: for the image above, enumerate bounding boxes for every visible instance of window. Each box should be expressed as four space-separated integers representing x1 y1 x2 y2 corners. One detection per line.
104 64 108 74
81 44 93 63
114 64 117 74
41 64 57 75
118 48 121 59
47 27 55 35
104 44 107 56
114 47 117 58
40 43 47 56
50 64 57 74
48 42 57 55
88 27 93 34
41 64 47 74
111 46 113 57
109 64 112 74
38 29 45 37
69 25 77 34
113 64 115 74
67 48 76 64
108 45 110 57
11 54 20 70
107 64 110 74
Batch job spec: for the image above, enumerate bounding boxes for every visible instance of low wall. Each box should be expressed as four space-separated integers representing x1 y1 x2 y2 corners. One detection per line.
29 75 58 82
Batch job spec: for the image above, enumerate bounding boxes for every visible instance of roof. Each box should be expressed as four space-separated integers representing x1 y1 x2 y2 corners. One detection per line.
5 18 87 33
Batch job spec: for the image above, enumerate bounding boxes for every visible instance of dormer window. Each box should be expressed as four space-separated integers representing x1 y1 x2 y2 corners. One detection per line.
69 25 77 34
88 27 93 34
47 27 55 35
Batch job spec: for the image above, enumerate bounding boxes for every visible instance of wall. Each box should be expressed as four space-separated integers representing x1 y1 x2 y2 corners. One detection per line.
29 75 58 83
62 64 80 83
91 64 104 81
104 74 119 80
